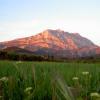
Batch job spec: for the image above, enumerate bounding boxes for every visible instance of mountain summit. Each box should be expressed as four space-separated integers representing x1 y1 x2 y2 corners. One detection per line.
0 29 99 58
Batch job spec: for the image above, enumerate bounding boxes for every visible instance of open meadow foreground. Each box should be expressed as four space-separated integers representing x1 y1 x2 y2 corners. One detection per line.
0 61 100 100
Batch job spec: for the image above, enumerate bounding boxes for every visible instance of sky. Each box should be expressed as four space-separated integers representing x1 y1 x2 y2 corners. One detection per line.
0 0 100 46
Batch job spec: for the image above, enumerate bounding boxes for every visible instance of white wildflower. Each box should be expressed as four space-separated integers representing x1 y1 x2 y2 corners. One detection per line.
72 77 79 81
0 77 8 82
82 71 89 75
24 87 32 93
90 92 100 98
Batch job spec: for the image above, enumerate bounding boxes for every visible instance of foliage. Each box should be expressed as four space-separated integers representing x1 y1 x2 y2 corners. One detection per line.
0 61 100 100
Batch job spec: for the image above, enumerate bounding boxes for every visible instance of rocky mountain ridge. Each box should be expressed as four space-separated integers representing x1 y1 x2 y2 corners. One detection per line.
0 29 100 58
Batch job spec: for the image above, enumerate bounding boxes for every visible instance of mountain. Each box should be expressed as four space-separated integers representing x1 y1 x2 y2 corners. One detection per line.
0 29 100 58
2 46 34 54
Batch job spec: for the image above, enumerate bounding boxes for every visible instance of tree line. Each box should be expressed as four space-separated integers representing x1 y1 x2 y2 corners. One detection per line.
0 50 99 62
0 51 46 61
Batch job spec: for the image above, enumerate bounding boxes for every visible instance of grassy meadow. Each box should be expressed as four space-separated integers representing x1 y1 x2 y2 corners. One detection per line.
0 60 100 100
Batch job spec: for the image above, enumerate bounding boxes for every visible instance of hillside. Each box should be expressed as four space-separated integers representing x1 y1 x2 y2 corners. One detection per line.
0 29 100 58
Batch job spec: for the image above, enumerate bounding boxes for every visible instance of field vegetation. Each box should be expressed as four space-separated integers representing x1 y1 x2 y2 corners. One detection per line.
0 61 100 100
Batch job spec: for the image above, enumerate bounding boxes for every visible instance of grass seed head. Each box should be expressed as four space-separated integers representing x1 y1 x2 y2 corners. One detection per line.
0 96 2 99
90 92 100 98
16 61 22 64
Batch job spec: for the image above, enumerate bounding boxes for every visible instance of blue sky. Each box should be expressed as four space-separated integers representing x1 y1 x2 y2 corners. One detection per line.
0 0 100 45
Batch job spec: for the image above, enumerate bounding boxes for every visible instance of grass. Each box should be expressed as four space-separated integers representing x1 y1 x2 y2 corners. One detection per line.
0 60 100 100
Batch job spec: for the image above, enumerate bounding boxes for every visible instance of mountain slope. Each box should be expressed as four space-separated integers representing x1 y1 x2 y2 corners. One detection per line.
0 29 99 58
2 46 34 54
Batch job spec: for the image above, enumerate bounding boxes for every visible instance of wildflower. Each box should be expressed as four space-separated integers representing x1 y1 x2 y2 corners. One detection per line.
24 87 32 94
82 71 89 75
72 77 79 81
0 77 8 82
90 92 100 98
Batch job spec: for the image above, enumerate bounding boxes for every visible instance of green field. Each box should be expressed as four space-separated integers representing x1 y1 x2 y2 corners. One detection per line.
0 61 100 100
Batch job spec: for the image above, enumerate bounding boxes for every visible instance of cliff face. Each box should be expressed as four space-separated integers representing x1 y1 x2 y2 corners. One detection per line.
0 29 99 58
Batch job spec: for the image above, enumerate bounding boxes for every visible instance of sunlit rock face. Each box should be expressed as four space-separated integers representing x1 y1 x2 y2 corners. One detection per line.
0 29 99 58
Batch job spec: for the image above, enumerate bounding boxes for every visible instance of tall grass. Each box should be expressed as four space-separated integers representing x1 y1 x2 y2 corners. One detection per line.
0 61 100 100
